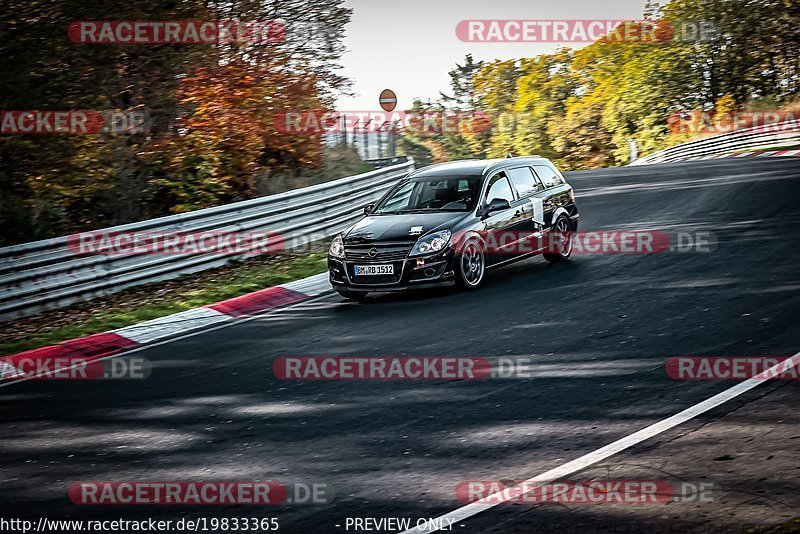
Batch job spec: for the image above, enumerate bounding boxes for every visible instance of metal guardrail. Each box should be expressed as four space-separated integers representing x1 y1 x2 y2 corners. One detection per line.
365 157 408 169
630 119 800 165
0 157 414 321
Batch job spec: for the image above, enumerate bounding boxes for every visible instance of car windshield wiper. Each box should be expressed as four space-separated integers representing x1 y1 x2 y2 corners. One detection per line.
407 208 468 213
375 208 466 214
373 209 427 214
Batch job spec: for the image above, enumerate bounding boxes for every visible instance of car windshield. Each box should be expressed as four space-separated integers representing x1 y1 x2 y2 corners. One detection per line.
373 176 481 214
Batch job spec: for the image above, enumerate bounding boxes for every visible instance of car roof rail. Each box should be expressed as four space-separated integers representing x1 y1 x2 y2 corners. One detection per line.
408 158 483 175
507 154 541 159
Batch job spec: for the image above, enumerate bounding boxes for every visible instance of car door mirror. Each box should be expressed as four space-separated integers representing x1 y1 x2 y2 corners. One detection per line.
363 203 375 215
482 198 510 217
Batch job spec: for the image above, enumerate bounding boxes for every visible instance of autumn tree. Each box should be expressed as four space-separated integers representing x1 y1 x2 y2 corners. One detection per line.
0 0 352 244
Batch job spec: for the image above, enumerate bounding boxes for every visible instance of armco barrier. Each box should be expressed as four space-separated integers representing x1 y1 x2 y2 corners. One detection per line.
630 119 800 165
0 157 414 321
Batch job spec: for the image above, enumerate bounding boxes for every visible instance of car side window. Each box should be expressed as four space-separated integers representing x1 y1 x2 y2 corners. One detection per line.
552 166 566 185
485 172 515 204
533 165 562 189
507 167 543 196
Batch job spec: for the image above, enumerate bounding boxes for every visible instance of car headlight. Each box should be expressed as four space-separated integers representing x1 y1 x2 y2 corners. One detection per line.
410 230 451 256
329 235 345 258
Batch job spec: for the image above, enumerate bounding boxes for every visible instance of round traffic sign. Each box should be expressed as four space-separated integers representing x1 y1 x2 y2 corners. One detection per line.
379 89 397 112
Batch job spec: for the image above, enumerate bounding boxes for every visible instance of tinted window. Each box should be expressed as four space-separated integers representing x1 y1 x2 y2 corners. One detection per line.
507 167 542 196
374 176 481 213
378 181 414 212
534 165 563 189
485 173 515 203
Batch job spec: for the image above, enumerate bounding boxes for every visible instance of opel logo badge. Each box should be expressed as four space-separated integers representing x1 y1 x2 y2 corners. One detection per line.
368 248 378 258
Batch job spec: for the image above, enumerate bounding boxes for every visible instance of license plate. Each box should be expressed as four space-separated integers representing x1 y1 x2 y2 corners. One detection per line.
355 264 394 276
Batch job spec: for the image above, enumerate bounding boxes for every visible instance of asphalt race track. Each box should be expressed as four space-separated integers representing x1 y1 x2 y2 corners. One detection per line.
1 158 799 533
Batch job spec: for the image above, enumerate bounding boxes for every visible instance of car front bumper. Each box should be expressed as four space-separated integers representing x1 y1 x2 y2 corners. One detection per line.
328 249 457 292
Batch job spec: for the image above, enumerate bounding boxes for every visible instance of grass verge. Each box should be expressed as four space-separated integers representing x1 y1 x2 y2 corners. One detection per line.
0 249 329 356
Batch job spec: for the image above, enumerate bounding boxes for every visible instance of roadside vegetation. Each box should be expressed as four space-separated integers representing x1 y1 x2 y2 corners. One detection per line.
0 0 354 246
0 249 328 356
400 0 799 170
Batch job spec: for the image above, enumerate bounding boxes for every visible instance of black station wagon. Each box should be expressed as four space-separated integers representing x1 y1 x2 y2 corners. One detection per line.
327 156 579 300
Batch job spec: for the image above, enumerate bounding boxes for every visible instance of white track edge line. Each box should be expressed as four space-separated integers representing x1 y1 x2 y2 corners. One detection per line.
401 352 800 533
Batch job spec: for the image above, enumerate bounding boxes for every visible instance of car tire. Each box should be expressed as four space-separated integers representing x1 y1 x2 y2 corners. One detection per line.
336 290 369 301
456 237 486 290
543 215 573 263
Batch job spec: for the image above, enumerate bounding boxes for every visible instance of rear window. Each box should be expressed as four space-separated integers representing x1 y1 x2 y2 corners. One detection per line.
533 165 564 189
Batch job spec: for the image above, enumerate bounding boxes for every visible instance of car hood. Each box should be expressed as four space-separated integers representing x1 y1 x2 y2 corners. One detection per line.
343 212 466 244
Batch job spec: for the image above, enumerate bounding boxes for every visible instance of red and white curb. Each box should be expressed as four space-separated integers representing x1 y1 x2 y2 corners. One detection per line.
0 272 332 382
672 148 800 162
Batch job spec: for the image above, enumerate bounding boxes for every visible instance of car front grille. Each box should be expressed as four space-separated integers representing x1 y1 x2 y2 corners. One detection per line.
344 242 413 262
